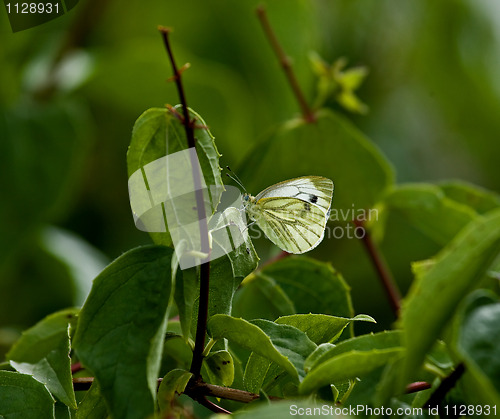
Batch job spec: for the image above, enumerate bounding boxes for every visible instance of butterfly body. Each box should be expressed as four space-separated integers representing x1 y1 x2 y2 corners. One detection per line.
243 176 334 254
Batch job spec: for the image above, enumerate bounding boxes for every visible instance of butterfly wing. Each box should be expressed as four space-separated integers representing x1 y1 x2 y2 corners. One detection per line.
255 176 333 216
248 177 334 254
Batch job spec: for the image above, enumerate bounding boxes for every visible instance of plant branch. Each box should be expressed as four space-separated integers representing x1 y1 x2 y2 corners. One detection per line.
74 375 280 405
256 5 316 123
406 381 431 394
73 376 93 391
196 396 232 415
159 27 195 149
353 219 401 316
159 27 211 380
424 363 465 410
185 379 269 404
191 262 211 377
73 377 233 414
71 362 82 374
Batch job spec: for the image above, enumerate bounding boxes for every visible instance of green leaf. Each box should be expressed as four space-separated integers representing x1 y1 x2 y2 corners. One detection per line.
234 257 354 321
0 370 55 418
73 245 173 419
0 361 15 371
74 381 108 419
243 353 279 395
240 317 317 395
299 347 404 395
427 340 454 371
338 65 369 91
337 89 368 115
238 109 393 220
157 369 193 414
401 209 500 384
372 356 408 408
208 315 316 385
203 350 234 387
207 257 243 318
162 345 192 376
250 319 316 381
309 53 369 113
174 266 198 340
193 244 259 340
232 273 295 321
302 343 335 374
7 308 78 409
380 184 477 246
439 180 500 214
127 107 223 247
455 291 500 405
304 330 402 373
54 402 70 419
275 314 375 344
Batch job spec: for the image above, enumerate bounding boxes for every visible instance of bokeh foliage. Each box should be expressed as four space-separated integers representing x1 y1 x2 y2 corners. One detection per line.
1 0 500 417
2 0 500 331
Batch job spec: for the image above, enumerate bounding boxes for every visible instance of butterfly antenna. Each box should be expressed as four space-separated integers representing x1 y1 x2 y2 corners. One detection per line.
226 166 247 193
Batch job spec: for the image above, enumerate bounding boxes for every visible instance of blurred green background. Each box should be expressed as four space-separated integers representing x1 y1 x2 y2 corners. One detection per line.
1 0 500 355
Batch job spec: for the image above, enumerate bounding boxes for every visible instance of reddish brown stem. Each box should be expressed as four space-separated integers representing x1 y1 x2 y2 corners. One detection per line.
406 381 431 394
158 26 211 380
256 5 316 123
353 219 401 316
196 396 232 415
71 362 82 374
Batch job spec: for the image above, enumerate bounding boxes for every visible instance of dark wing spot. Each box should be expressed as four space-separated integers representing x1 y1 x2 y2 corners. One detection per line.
304 202 311 211
310 194 318 204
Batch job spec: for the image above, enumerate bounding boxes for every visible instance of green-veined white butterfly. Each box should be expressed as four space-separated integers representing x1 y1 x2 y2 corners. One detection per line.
242 176 334 254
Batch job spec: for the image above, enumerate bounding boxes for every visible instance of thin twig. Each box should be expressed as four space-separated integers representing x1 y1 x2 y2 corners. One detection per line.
72 377 232 414
71 362 82 374
158 26 211 380
406 381 431 394
353 219 401 316
74 376 273 404
197 396 232 415
159 27 195 149
256 5 316 123
186 380 265 403
191 261 211 377
73 376 93 391
74 375 430 405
